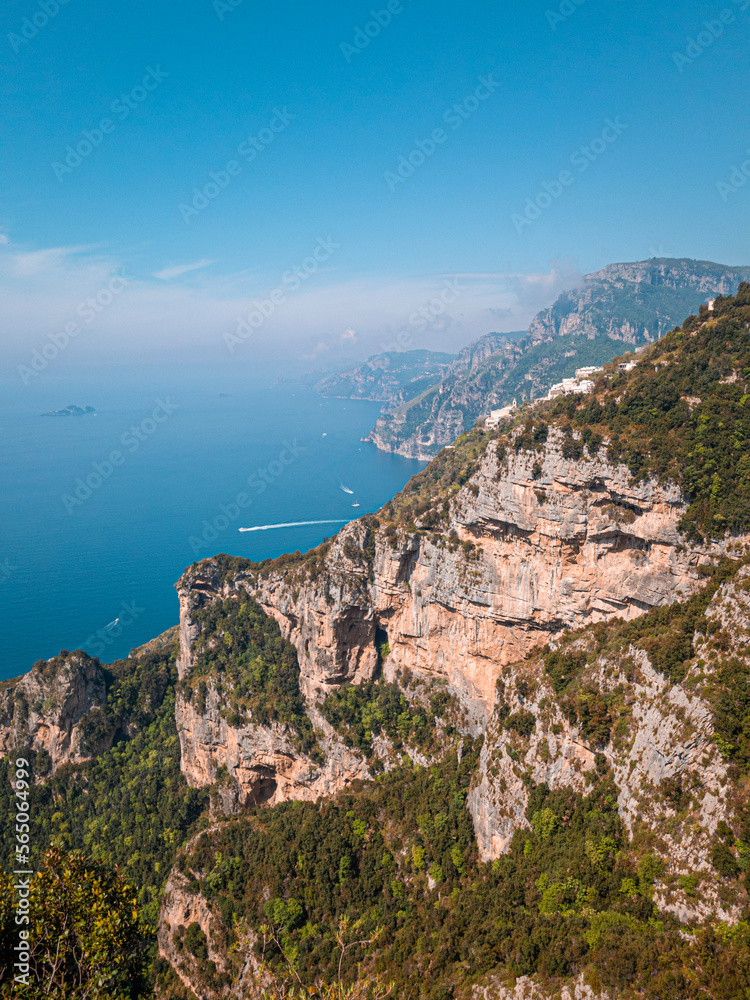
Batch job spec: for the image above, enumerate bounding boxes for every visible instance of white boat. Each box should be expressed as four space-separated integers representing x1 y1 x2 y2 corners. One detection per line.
352 503 360 507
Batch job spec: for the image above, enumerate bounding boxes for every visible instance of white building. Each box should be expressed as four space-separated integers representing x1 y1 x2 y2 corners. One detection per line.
574 366 603 380
485 399 517 428
545 377 595 401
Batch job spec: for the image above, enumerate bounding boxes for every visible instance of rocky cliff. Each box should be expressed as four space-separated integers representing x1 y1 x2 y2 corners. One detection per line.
0 651 107 770
159 287 750 996
468 563 750 924
4 290 749 999
177 429 727 739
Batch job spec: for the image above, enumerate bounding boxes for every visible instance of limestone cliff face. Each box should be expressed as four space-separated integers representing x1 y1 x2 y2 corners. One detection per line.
162 424 750 993
175 429 732 815
174 572 370 809
158 832 268 1000
467 611 744 924
0 651 106 771
175 679 369 811
250 432 722 717
365 387 470 461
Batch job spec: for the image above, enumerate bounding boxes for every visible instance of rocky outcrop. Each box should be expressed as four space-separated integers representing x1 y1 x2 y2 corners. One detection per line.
160 380 750 993
0 651 107 771
258 432 725 715
158 849 269 1000
175 430 737 815
158 867 224 998
174 570 371 808
468 566 750 924
176 678 369 811
473 974 610 999
449 332 522 373
363 340 526 461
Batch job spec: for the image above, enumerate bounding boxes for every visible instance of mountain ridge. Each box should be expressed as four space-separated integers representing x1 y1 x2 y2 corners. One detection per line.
326 258 750 460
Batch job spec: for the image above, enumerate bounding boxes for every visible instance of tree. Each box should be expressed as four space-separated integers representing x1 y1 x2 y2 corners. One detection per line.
0 848 148 999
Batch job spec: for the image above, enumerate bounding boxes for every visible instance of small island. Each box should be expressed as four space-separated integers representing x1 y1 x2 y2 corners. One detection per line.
41 404 97 417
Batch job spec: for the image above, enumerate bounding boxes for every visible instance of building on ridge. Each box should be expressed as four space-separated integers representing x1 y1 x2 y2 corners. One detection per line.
485 399 518 429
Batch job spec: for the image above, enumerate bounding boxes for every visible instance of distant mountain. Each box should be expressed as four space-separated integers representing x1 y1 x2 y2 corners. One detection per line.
447 331 525 372
361 258 750 459
316 349 456 408
527 258 750 346
41 404 96 417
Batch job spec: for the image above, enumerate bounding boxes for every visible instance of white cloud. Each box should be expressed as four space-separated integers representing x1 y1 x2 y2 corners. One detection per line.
0 234 8 245
153 259 217 281
0 239 579 371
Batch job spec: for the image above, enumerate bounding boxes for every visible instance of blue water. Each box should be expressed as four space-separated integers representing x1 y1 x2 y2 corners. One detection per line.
0 365 424 679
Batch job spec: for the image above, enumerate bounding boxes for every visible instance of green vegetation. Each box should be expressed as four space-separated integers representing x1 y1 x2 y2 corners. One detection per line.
0 646 209 984
378 426 493 531
170 758 750 999
321 675 461 765
3 289 750 997
543 283 750 539
0 847 148 999
366 261 750 459
171 744 482 997
183 595 316 750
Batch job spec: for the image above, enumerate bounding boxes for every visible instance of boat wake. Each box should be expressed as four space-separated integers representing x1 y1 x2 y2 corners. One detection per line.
239 519 348 533
339 483 354 494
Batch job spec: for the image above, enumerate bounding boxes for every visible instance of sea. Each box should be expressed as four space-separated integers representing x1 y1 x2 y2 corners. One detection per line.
0 363 424 680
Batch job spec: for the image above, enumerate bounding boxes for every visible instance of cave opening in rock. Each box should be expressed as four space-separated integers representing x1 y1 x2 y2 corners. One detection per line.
375 627 389 678
249 776 278 807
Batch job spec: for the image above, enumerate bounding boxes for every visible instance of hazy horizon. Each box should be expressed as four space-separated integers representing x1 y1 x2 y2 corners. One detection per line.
2 0 748 377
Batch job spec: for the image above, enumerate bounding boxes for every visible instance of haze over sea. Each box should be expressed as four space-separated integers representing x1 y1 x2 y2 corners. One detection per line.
0 363 424 680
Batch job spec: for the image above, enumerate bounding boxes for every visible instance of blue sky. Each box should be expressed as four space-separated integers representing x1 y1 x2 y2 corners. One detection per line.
1 0 748 370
